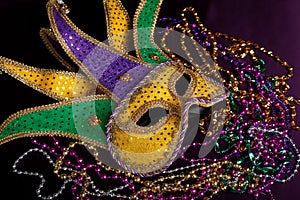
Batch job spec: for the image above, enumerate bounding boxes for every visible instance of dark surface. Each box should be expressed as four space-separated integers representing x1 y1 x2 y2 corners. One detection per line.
0 0 299 199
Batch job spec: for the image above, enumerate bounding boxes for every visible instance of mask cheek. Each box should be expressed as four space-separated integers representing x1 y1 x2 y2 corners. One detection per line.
108 112 182 175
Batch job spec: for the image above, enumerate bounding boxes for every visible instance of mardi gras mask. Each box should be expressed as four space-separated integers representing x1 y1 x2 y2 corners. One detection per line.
0 0 227 176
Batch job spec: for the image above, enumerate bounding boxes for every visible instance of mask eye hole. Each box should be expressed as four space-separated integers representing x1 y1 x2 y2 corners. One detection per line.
175 73 191 96
136 107 169 127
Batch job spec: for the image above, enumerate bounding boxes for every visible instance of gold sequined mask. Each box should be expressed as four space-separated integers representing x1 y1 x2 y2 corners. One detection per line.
107 61 227 175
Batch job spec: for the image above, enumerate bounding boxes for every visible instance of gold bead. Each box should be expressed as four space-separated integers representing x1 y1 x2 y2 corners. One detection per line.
125 172 132 177
144 181 151 187
80 192 86 198
134 177 141 182
69 142 76 148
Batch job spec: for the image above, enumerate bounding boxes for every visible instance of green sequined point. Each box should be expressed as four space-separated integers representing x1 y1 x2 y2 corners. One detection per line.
137 0 168 64
0 99 115 144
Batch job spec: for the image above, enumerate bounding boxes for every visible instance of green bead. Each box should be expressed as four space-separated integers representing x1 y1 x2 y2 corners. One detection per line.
266 77 275 90
244 74 251 80
249 152 255 161
255 58 266 72
264 84 270 92
260 166 276 173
